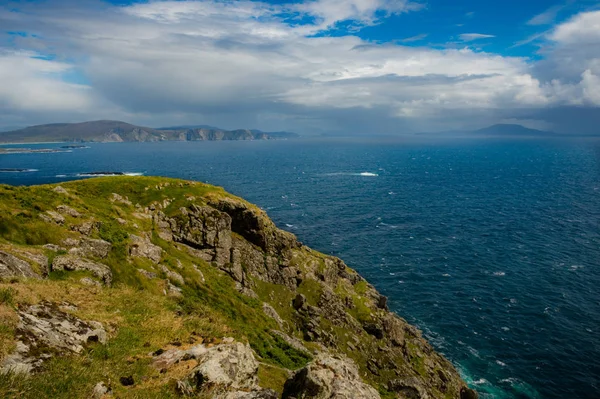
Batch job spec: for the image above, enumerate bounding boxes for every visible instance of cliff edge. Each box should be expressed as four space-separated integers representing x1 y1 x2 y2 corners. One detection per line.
0 176 476 399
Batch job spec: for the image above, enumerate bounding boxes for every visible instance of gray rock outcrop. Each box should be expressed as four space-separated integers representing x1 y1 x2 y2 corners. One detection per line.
52 256 112 285
0 251 41 279
1 302 107 374
129 234 162 263
282 354 381 399
67 238 112 259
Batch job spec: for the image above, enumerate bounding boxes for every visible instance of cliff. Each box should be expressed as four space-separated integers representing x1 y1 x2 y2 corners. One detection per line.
0 176 476 399
0 121 298 143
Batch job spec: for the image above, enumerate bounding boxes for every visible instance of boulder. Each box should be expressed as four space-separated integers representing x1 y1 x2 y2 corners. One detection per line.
220 390 279 399
388 378 430 399
92 382 112 398
460 387 479 399
109 193 132 206
52 255 112 285
70 220 99 236
262 303 284 328
282 354 380 399
161 265 184 285
57 205 81 218
68 238 112 258
186 342 259 393
40 210 65 225
129 234 162 263
0 251 41 279
1 302 107 374
52 186 68 194
137 269 157 279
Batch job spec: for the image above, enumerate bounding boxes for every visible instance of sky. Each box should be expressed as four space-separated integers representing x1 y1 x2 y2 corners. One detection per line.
0 0 599 135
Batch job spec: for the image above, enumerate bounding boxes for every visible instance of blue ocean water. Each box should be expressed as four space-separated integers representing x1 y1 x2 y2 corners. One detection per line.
1 138 599 398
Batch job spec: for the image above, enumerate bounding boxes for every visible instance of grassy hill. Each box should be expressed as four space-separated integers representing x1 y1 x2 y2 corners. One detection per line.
0 177 475 399
0 121 299 143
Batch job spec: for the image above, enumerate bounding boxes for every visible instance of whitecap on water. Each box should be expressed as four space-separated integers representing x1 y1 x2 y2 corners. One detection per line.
358 172 378 176
496 360 507 367
493 271 506 276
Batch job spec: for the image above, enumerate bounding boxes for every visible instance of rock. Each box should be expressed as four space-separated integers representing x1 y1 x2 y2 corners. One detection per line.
192 264 206 282
293 294 307 310
109 193 132 206
80 277 102 287
186 342 259 393
56 205 81 217
263 303 284 328
137 269 157 279
221 390 279 399
363 322 384 339
40 210 65 225
42 244 65 252
382 313 407 347
119 375 134 386
70 220 99 236
388 378 429 399
163 204 233 266
92 382 112 398
161 265 184 285
116 217 127 225
460 387 479 399
13 250 48 275
1 301 107 374
282 354 380 399
52 255 112 285
129 234 162 263
235 282 259 299
166 281 183 297
67 238 112 259
52 186 68 194
0 250 41 279
62 238 80 247
175 380 194 396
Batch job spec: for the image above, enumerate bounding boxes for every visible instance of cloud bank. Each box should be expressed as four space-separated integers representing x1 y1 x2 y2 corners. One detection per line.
0 0 598 134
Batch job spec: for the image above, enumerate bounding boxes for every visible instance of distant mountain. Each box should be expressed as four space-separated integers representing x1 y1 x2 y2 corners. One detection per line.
472 124 557 136
0 120 299 143
417 124 559 137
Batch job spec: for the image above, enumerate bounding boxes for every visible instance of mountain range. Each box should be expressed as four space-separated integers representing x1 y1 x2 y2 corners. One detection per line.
419 124 560 137
0 120 299 143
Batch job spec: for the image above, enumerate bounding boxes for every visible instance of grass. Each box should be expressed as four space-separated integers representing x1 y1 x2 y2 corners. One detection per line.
0 177 463 399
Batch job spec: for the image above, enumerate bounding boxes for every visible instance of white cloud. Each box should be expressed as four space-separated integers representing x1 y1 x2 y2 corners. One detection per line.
459 33 496 42
550 10 600 44
528 4 564 26
0 50 93 112
401 33 428 43
0 1 598 133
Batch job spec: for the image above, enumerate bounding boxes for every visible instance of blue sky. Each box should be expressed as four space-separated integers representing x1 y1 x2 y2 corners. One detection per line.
0 0 599 134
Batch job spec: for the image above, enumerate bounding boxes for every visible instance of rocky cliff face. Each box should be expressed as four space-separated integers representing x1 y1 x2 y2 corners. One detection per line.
0 177 476 399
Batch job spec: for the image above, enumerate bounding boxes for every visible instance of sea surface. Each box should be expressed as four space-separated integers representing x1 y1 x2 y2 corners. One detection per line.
1 137 599 398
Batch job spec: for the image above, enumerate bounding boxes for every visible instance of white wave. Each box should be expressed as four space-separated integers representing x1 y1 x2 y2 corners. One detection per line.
472 378 488 385
442 273 451 277
493 271 506 276
55 174 67 177
0 168 38 173
124 172 144 176
320 172 378 177
285 223 294 228
496 360 507 367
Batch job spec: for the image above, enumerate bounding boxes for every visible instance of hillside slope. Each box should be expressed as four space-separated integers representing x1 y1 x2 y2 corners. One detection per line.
0 121 298 143
0 177 476 399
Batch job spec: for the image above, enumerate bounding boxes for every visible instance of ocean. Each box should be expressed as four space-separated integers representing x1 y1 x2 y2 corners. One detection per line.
1 137 599 398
